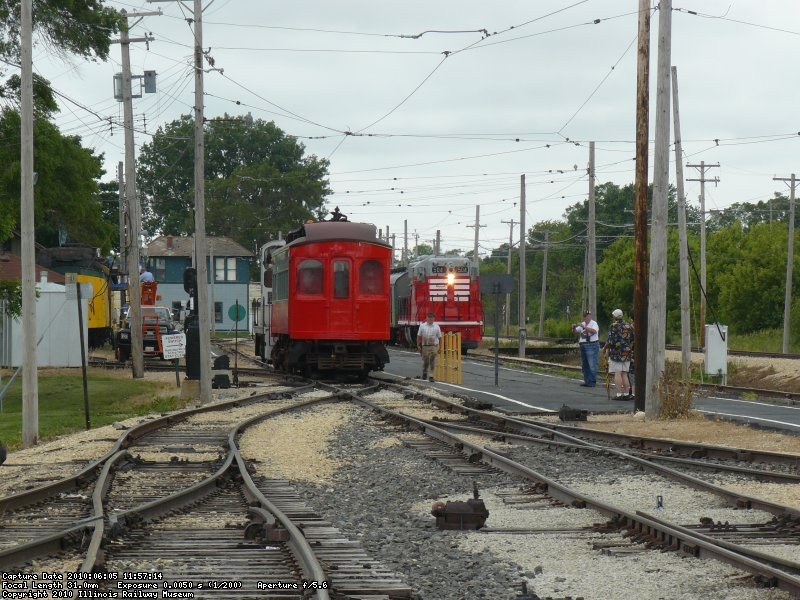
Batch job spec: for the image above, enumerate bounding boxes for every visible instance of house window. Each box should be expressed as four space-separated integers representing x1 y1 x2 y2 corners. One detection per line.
214 257 237 282
151 257 166 281
214 301 223 323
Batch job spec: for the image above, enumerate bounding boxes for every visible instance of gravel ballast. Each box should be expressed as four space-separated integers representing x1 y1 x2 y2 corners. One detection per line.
241 403 793 600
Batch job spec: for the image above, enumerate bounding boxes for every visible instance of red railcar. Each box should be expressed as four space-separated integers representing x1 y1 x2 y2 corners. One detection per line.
257 218 391 379
390 255 483 352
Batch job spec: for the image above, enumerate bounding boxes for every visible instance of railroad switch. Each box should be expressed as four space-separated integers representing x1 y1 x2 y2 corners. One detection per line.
431 482 489 530
558 404 587 421
245 507 290 542
514 582 539 599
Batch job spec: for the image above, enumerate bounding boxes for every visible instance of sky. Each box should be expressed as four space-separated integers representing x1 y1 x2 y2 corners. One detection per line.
31 0 800 257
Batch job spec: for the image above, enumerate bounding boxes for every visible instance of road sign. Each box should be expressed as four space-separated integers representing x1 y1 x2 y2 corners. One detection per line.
228 303 246 322
161 333 186 360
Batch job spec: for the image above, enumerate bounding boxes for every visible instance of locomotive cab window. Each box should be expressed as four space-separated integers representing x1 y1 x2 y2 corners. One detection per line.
297 259 323 294
333 260 350 298
359 260 383 295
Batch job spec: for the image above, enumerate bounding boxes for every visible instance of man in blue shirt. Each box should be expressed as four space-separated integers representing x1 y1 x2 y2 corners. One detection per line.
139 265 154 282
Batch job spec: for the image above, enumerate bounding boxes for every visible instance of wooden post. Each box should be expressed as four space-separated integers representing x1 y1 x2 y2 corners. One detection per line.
646 0 672 418
632 0 651 414
671 66 691 381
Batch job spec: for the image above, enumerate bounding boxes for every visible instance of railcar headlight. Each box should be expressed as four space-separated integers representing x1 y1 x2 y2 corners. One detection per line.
447 272 455 286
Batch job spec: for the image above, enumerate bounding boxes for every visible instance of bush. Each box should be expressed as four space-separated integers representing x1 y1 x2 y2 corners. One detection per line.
658 362 693 419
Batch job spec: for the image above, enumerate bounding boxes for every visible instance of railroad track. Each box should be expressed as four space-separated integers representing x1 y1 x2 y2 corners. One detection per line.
343 381 800 595
3 371 798 597
0 382 412 599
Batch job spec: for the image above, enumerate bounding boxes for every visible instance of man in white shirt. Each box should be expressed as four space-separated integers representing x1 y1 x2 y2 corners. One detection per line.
573 310 599 387
416 312 442 382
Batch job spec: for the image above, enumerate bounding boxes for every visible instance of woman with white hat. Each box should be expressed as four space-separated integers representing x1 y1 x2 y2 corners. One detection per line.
604 308 634 400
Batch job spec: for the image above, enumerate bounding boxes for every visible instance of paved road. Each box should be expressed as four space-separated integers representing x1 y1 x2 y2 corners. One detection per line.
381 347 800 435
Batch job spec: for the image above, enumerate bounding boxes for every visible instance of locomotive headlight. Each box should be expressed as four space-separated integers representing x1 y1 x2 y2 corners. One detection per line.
447 272 455 286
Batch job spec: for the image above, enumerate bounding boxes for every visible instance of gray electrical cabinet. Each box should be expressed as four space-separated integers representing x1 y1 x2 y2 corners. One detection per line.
704 323 728 376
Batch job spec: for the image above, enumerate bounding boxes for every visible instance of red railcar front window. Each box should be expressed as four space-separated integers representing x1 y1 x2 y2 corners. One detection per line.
359 260 383 295
297 259 323 294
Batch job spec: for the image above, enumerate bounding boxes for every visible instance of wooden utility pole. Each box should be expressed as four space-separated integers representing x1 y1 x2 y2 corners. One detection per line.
671 66 691 381
774 174 797 354
687 161 719 348
435 230 441 255
116 9 157 379
632 0 651 413
21 0 37 447
518 175 527 358
501 219 517 335
466 205 485 265
646 0 672 418
587 142 597 316
403 220 408 266
193 0 212 403
117 162 126 285
538 231 549 337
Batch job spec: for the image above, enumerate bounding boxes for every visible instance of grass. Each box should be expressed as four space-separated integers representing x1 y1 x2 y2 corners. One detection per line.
0 369 187 452
728 328 787 353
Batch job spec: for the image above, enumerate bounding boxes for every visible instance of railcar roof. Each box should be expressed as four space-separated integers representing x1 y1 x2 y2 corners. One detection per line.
288 221 389 246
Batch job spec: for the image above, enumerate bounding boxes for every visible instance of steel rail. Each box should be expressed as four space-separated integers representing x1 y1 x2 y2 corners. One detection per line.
415 417 800 576
81 450 129 572
399 390 800 517
366 382 800 516
640 511 800 578
525 418 800 466
420 418 800 483
348 392 800 596
0 387 318 573
0 385 314 514
82 396 338 597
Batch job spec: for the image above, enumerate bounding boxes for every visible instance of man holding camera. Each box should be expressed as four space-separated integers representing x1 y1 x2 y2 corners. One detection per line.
574 310 599 387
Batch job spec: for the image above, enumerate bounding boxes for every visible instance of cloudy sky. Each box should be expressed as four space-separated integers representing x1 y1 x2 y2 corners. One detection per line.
34 0 800 256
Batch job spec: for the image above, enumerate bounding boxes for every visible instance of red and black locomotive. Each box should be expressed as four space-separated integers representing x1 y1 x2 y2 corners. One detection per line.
390 255 483 352
253 213 391 379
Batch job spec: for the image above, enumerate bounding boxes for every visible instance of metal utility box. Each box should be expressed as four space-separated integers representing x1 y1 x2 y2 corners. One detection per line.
143 70 157 94
704 323 728 376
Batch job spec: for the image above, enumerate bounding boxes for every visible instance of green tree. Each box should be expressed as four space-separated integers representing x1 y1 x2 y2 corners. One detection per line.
0 108 112 250
708 222 793 333
0 1 121 248
410 243 434 259
0 0 121 66
706 195 793 232
0 279 22 317
527 220 584 326
137 115 330 247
